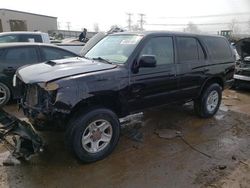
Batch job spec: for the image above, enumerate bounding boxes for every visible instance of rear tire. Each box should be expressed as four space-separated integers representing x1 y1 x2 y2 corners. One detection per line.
0 83 11 107
66 108 120 163
194 83 222 118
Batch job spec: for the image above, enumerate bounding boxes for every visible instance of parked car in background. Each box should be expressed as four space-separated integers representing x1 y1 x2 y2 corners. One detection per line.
0 31 50 43
233 38 250 88
15 31 235 163
0 43 79 106
56 43 85 55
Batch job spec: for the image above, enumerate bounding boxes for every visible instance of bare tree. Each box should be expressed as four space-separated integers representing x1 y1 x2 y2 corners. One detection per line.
93 23 100 32
228 19 240 34
184 22 200 33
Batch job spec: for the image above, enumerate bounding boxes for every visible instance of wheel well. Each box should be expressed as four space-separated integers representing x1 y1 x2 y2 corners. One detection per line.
70 94 127 118
200 77 224 96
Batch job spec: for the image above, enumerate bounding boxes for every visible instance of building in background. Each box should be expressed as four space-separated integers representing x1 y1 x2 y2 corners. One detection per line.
0 9 57 33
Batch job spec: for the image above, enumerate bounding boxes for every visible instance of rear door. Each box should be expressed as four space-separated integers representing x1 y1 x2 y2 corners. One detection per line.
175 36 207 100
128 36 178 111
0 46 40 92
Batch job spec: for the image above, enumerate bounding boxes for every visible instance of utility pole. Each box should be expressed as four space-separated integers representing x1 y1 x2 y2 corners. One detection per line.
127 13 133 31
138 13 145 31
66 22 71 31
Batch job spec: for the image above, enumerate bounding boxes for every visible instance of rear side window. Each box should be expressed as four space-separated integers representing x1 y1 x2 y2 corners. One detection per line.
19 34 42 42
203 37 232 60
177 37 205 62
0 35 19 43
41 47 76 61
0 34 42 43
4 47 38 64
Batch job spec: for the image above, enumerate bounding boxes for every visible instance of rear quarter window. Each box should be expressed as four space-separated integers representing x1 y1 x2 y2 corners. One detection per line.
203 37 232 60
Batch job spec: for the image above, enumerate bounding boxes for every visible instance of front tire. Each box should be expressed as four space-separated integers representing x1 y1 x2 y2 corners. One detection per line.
194 83 222 118
67 108 120 163
0 83 11 107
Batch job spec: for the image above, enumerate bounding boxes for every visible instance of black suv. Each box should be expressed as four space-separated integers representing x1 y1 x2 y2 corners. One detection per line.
15 32 235 163
0 43 78 106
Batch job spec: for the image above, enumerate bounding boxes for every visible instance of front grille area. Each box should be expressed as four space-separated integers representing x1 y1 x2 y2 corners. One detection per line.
25 85 39 106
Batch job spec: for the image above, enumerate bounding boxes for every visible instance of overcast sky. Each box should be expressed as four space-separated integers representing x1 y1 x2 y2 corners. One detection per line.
1 0 250 32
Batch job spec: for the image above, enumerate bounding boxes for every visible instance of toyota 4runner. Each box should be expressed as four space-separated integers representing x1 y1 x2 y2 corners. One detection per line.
14 31 235 163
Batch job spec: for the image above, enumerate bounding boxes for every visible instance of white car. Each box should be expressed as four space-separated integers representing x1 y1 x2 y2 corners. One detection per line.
0 31 50 43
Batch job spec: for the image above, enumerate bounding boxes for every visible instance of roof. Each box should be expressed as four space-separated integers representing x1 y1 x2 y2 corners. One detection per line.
0 31 48 35
0 42 63 49
111 31 225 38
0 8 57 19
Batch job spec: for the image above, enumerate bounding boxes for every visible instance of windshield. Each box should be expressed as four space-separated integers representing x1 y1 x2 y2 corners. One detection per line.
85 35 143 64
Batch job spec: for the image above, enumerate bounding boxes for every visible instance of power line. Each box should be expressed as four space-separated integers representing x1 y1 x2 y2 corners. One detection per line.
156 12 250 19
146 21 250 27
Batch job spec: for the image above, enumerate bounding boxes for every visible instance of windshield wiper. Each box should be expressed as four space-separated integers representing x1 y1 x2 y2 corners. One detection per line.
92 57 113 64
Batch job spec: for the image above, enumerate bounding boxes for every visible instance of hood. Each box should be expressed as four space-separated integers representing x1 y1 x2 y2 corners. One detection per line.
17 57 117 84
235 38 250 58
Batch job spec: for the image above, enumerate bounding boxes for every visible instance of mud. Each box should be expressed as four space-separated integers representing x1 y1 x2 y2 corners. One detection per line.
0 89 250 188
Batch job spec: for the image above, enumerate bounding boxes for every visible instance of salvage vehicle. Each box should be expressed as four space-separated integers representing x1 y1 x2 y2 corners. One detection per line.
0 43 79 106
233 38 250 88
2 31 235 163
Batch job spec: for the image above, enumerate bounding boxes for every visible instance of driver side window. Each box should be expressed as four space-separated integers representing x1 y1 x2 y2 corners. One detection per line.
140 37 174 65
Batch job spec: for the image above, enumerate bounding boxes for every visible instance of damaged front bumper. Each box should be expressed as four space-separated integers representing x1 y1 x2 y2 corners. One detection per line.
0 108 44 160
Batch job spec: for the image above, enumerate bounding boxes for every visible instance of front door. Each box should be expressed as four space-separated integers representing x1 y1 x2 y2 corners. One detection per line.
128 36 178 112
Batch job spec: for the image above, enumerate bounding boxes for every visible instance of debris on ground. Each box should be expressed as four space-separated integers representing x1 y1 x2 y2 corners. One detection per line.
215 114 225 120
0 151 21 166
232 155 237 160
219 104 229 112
222 95 240 101
125 129 144 142
218 165 227 170
154 129 182 139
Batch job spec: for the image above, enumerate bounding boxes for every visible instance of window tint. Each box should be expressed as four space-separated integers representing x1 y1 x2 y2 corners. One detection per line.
203 37 232 60
4 47 38 64
19 34 42 42
177 37 205 62
140 37 174 65
42 47 76 61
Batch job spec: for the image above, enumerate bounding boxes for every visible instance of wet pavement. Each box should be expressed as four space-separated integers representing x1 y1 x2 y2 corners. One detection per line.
0 89 250 188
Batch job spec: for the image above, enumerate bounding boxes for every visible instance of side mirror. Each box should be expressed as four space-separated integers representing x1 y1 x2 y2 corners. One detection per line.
244 56 250 62
139 55 157 68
